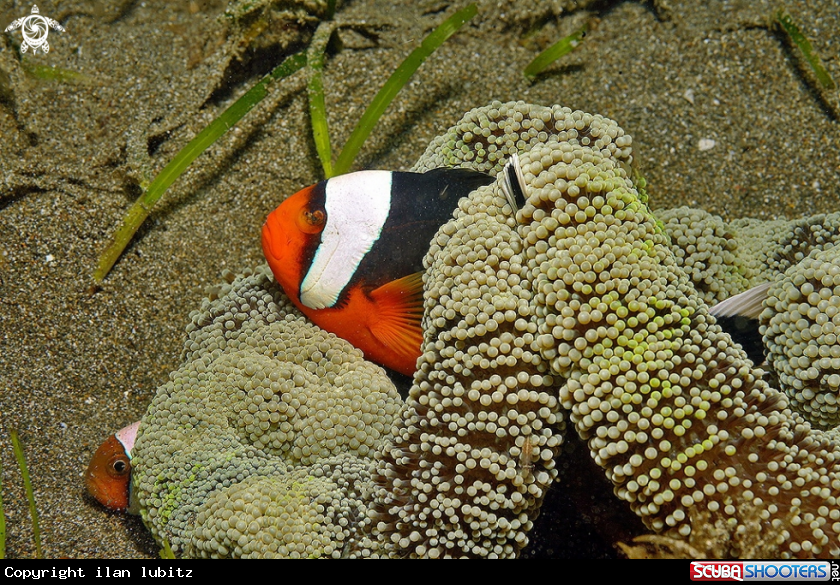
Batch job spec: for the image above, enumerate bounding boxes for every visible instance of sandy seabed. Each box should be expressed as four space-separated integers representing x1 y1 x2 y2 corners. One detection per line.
0 0 838 558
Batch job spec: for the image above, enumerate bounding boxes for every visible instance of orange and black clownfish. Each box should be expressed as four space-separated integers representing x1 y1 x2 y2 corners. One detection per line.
85 421 140 512
262 167 503 376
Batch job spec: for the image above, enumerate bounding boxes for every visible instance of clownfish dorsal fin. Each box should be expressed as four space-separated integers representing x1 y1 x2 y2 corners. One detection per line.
368 271 425 357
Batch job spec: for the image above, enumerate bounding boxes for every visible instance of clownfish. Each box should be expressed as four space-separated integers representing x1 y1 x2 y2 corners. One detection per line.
261 166 509 375
85 421 140 512
85 162 528 512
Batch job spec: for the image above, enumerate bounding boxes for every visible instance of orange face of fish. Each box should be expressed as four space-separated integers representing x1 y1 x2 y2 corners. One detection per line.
261 185 323 305
85 434 132 511
261 180 424 376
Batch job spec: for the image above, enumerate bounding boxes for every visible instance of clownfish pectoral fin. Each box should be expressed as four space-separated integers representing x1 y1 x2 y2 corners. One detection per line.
368 271 425 358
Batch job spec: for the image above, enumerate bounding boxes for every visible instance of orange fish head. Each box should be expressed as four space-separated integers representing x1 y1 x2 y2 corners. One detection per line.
86 422 139 512
86 435 131 510
262 184 326 303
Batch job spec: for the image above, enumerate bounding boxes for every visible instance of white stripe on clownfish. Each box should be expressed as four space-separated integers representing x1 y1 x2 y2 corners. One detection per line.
300 170 393 310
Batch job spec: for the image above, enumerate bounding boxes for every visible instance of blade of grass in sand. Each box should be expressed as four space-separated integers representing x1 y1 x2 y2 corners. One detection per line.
776 9 836 90
331 3 478 176
308 23 336 178
94 51 307 282
325 0 337 21
10 430 40 559
159 538 176 559
22 62 95 85
0 456 5 559
523 25 586 80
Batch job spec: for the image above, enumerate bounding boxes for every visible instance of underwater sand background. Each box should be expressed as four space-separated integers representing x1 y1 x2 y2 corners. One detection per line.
0 0 838 559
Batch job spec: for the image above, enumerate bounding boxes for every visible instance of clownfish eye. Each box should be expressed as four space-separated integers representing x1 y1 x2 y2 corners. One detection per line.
109 455 131 477
297 207 326 234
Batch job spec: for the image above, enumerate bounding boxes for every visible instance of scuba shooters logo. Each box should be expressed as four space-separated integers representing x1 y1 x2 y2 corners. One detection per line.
690 561 836 582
